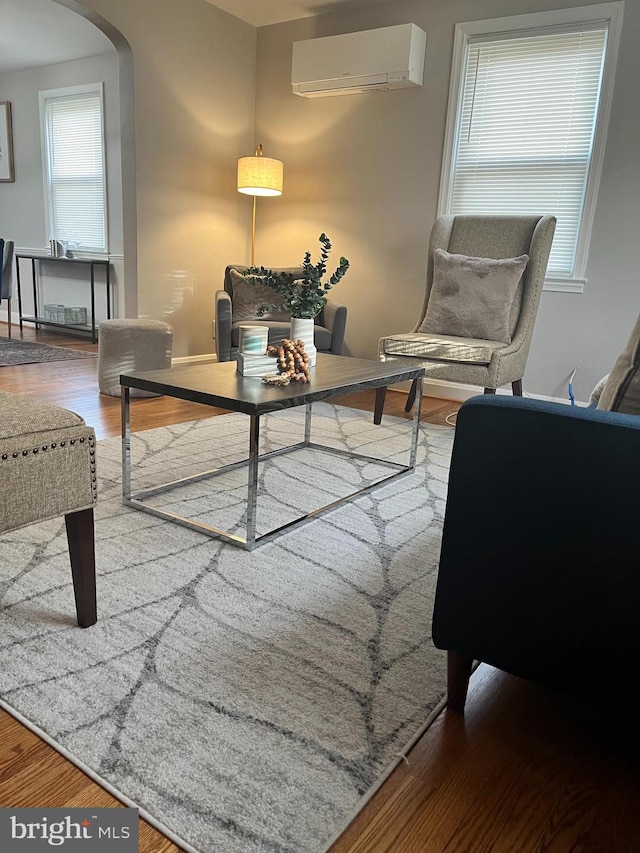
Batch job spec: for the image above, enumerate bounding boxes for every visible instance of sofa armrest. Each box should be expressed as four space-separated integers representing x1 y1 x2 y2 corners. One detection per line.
432 395 640 693
320 300 347 355
214 289 232 362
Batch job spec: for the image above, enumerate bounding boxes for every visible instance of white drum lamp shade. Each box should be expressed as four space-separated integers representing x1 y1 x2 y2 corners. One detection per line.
237 151 283 197
237 144 283 264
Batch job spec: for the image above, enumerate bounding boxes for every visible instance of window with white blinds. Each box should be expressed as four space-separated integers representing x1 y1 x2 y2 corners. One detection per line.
40 84 107 253
439 4 623 288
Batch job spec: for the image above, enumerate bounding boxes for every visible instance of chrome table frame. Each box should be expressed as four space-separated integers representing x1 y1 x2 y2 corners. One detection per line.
121 374 423 551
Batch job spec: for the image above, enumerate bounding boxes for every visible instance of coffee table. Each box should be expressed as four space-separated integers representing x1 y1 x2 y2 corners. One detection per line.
120 354 424 550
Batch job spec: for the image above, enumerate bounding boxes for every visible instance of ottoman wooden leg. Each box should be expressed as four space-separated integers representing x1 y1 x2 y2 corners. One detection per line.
65 507 97 628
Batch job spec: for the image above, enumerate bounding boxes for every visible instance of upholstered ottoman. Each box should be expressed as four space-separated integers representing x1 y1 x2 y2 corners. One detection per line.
0 390 97 627
98 318 173 397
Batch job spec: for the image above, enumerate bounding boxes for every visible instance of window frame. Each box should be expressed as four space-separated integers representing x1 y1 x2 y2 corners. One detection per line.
39 82 108 255
437 2 624 292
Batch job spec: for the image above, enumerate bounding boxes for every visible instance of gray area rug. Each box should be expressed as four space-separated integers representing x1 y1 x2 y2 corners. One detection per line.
0 336 97 366
0 404 453 853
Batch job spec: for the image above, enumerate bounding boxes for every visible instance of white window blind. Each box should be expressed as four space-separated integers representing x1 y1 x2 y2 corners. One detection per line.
42 88 106 252
448 25 608 278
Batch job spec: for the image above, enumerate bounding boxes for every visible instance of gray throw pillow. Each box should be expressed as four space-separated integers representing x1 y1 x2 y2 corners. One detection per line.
419 249 529 344
229 268 289 323
597 313 640 414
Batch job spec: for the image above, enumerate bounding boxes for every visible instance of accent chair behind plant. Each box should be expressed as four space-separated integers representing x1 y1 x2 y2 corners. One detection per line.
214 265 347 362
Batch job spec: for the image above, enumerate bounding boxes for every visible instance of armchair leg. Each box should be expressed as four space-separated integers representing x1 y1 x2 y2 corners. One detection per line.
512 379 523 396
65 507 97 628
447 650 474 712
404 377 419 413
374 386 387 425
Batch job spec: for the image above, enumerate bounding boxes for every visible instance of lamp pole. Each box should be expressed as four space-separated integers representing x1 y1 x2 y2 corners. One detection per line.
251 195 257 267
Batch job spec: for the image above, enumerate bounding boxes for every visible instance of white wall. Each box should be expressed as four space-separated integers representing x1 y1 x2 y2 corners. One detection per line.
113 0 256 357
0 52 123 327
49 0 258 357
254 0 640 401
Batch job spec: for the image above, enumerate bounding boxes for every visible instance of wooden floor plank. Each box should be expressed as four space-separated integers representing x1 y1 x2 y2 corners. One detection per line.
2 322 640 853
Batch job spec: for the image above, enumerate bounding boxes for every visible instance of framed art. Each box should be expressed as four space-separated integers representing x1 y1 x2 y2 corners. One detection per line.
0 102 15 182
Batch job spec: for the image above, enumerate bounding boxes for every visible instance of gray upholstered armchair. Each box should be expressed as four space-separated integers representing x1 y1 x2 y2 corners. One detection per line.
214 265 347 362
374 215 556 422
1 238 14 338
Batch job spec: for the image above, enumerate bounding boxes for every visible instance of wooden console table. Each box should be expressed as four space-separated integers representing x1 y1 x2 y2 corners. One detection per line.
15 253 112 344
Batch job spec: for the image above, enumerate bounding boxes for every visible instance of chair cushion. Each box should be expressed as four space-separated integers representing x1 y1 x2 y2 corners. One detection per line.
0 390 96 534
419 249 529 344
229 268 289 323
231 321 332 352
0 389 85 439
381 332 505 365
598 315 640 414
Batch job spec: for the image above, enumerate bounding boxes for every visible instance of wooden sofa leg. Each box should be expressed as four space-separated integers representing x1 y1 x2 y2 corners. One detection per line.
65 507 97 628
374 386 387 425
404 377 418 413
512 379 523 396
447 650 473 712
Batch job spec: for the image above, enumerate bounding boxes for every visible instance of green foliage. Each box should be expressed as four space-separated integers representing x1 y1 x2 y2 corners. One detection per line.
245 233 350 319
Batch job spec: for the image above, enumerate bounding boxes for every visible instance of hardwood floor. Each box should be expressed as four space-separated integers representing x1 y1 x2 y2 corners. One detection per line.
2 323 639 852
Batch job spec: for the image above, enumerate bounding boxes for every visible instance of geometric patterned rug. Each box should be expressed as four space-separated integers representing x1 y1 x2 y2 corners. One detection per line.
0 404 453 853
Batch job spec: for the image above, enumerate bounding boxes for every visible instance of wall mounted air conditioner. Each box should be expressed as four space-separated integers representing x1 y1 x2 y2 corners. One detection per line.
291 23 427 98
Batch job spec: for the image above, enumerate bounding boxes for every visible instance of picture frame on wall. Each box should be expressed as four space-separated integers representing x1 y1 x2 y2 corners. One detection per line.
0 101 15 182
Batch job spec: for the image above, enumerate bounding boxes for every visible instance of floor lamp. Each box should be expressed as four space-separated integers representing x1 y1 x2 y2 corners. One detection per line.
237 144 283 266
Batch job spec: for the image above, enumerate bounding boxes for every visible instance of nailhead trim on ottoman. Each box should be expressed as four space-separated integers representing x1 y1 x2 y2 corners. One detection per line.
0 389 97 532
98 318 173 397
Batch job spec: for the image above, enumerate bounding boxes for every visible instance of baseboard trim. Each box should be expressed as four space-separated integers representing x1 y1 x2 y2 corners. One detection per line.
1 311 20 328
417 378 576 407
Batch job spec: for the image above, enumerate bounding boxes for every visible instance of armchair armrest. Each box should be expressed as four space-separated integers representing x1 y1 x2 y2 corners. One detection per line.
214 289 232 362
432 395 640 694
320 300 347 355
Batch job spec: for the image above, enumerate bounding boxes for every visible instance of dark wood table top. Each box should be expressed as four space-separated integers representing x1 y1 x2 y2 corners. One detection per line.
120 354 423 416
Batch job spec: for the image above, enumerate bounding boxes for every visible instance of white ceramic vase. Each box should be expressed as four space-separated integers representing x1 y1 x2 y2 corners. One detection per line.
290 317 317 366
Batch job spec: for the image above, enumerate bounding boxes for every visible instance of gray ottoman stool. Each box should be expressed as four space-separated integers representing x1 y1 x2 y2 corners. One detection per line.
98 318 173 397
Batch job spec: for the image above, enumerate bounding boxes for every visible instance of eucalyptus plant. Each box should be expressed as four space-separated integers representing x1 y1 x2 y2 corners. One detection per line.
246 233 350 319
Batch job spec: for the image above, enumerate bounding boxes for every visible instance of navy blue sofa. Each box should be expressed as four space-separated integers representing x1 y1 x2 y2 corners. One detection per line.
431 393 640 710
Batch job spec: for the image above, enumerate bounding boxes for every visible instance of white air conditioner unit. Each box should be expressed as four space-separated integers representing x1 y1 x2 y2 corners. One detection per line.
291 23 427 98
